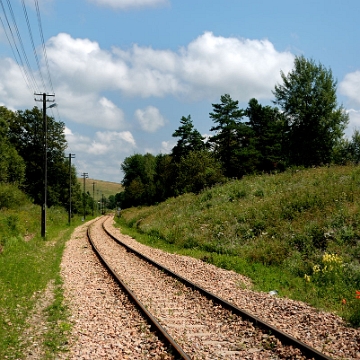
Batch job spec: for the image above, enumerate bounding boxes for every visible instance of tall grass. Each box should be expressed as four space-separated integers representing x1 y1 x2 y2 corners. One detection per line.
117 165 360 326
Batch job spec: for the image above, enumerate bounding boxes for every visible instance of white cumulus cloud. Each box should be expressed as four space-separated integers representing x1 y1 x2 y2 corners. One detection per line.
160 140 175 153
65 128 137 181
55 86 125 130
340 70 360 106
345 109 360 137
134 106 166 132
46 32 294 105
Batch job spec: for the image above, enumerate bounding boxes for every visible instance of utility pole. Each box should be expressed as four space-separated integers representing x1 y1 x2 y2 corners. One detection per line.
81 173 89 221
92 182 96 216
81 172 88 220
35 92 55 238
65 153 75 225
97 189 100 215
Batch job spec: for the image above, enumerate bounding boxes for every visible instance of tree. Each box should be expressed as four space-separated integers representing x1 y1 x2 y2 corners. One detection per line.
121 153 157 207
208 94 253 178
153 154 175 202
245 98 286 171
7 107 71 207
333 130 360 165
0 141 25 184
171 115 205 162
174 151 225 194
0 108 25 184
273 56 349 166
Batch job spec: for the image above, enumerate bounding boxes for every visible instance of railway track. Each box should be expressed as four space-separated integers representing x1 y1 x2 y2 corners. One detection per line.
87 216 333 359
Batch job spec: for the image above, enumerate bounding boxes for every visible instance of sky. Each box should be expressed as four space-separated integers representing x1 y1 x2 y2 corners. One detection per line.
0 0 359 183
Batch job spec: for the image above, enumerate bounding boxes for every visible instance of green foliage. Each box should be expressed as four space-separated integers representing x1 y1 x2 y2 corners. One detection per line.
118 165 360 326
0 110 25 185
273 56 349 166
208 94 251 178
245 98 286 171
174 151 225 195
171 115 206 163
153 153 175 202
0 184 29 210
334 130 360 165
7 107 74 209
121 153 157 207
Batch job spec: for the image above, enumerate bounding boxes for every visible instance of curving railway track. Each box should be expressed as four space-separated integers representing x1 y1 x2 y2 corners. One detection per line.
86 216 334 359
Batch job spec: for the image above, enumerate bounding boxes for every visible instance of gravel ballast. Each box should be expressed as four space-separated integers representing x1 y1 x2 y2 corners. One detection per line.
60 221 174 359
60 217 360 359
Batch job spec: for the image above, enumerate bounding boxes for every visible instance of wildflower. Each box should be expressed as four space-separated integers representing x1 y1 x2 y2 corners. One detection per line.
356 290 360 300
313 264 320 273
322 252 342 265
304 274 311 282
342 299 347 305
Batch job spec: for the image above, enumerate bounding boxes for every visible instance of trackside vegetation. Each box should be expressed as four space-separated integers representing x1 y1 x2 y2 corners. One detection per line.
0 183 84 359
116 165 360 327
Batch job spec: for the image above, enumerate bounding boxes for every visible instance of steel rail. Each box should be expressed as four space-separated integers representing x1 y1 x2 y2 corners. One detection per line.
87 223 191 360
103 218 333 360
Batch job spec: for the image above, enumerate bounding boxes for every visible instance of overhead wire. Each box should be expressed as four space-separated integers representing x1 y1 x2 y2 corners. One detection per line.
0 15 31 92
32 0 68 152
4 0 39 92
21 0 47 92
34 0 54 94
0 0 33 92
0 0 63 133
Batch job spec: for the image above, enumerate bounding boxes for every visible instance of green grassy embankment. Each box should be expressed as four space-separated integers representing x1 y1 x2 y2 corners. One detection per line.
116 165 360 327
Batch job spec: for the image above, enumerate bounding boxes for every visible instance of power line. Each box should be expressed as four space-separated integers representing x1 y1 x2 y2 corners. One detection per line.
0 13 32 92
4 0 39 91
34 0 54 94
21 0 46 92
0 0 55 95
0 0 34 91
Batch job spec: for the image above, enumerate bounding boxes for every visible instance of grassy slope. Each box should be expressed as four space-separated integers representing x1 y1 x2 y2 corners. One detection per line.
77 178 123 199
117 165 360 326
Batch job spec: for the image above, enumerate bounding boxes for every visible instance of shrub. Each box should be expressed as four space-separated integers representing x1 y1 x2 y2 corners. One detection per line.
0 184 29 209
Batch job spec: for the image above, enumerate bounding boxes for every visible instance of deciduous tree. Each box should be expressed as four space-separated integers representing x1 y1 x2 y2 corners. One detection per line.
7 107 71 207
273 56 348 166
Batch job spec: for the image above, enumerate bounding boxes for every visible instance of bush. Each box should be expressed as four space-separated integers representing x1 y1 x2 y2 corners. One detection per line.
0 184 29 209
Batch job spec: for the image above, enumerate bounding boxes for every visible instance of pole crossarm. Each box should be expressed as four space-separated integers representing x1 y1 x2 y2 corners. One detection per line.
34 92 55 103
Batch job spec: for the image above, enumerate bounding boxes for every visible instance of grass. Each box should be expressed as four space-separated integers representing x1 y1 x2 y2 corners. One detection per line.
0 186 86 359
116 165 360 327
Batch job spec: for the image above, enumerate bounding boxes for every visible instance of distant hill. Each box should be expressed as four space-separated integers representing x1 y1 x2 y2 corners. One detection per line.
77 178 123 199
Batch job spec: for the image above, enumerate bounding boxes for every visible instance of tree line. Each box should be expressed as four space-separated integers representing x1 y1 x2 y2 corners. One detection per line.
118 56 360 209
0 105 97 215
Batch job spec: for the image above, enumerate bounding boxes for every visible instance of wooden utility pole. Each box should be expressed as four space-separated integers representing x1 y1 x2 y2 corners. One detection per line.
35 92 55 238
92 182 96 216
82 172 88 220
66 153 75 225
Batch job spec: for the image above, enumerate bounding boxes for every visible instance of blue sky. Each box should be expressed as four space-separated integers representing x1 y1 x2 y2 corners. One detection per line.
0 0 359 183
